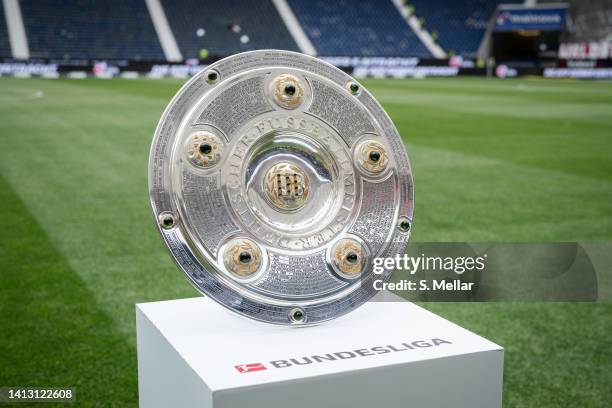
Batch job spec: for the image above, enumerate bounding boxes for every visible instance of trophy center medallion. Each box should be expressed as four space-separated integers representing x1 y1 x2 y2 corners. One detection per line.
264 162 310 211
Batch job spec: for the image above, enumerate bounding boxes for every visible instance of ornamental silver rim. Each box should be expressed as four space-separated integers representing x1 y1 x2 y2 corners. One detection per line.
148 50 414 325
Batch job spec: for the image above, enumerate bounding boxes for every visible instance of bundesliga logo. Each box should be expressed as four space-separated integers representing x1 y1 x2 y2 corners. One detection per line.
235 338 451 373
234 363 267 373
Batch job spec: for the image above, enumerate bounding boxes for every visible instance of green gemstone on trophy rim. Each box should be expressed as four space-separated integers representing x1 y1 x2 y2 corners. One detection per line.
399 218 410 232
162 215 174 229
291 309 304 322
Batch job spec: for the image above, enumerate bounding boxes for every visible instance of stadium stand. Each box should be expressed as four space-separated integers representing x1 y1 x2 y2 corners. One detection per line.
0 4 11 57
288 0 431 57
409 0 508 56
161 0 300 58
19 0 164 60
564 0 612 42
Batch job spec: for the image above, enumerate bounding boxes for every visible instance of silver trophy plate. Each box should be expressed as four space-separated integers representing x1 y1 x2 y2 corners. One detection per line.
149 50 413 325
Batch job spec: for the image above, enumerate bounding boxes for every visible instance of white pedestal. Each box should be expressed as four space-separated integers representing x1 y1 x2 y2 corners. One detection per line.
136 295 503 408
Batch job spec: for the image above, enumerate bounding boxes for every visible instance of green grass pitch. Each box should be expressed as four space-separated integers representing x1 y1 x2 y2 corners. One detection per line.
1 76 611 406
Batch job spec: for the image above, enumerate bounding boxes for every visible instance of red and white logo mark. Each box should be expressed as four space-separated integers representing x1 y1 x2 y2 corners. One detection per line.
234 363 267 373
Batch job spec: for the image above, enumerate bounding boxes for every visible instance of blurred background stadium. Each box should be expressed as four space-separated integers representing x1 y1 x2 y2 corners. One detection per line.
1 0 611 406
2 0 612 78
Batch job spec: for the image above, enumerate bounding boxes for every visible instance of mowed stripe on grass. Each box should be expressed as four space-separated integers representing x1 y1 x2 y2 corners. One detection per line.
0 173 137 405
0 77 611 406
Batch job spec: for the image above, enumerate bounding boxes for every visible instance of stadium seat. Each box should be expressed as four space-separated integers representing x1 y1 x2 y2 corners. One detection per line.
161 0 300 58
563 0 612 42
288 0 431 57
19 0 164 60
409 0 517 56
0 5 11 57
